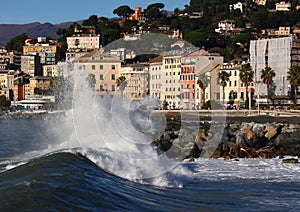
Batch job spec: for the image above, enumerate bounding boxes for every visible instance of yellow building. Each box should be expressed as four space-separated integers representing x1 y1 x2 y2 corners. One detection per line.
162 54 182 109
29 76 52 95
220 63 242 106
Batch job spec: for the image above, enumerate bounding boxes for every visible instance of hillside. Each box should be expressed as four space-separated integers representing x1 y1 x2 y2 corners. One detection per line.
0 21 80 47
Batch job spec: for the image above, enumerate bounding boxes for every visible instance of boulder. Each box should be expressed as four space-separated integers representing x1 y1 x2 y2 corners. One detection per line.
265 125 278 140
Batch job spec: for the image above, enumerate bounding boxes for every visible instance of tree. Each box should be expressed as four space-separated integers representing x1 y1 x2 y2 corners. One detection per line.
184 30 208 47
197 73 210 106
87 73 96 89
116 76 127 96
240 64 254 105
5 33 27 53
287 65 300 104
82 15 99 27
261 66 275 103
218 71 230 106
113 5 134 19
0 95 10 110
145 3 165 20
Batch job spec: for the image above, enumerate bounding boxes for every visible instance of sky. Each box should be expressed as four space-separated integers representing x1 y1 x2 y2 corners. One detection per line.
0 0 190 24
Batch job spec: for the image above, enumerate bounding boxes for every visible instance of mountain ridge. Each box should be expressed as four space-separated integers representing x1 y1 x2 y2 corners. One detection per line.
0 21 83 47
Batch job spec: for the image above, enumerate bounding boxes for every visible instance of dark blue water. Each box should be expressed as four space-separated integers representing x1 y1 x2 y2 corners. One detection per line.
0 118 299 211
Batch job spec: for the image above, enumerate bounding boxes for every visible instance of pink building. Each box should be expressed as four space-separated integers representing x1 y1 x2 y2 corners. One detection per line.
67 34 101 52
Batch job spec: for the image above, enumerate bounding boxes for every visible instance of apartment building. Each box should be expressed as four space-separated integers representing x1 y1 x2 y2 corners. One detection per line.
77 51 122 97
180 50 224 108
0 70 14 100
23 37 60 65
43 64 61 77
250 36 300 99
21 54 41 77
162 54 182 109
29 76 52 95
120 63 149 100
149 56 163 100
219 62 256 108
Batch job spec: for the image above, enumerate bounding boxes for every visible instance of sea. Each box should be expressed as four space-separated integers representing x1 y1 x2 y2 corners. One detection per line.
0 108 300 212
1 69 300 211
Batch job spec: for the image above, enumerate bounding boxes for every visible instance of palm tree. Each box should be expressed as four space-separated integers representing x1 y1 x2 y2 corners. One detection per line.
240 64 254 106
287 65 300 104
218 71 230 106
197 73 210 106
261 66 275 103
116 76 127 96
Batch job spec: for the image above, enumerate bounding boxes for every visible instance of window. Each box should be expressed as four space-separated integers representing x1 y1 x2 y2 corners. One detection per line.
100 74 103 80
112 65 115 70
92 65 95 70
111 74 115 80
100 65 103 70
234 80 237 87
234 71 237 76
100 85 104 91
112 85 115 91
241 92 244 99
229 81 232 86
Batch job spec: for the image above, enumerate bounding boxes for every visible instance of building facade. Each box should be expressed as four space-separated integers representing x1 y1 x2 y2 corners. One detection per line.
162 55 182 109
77 52 122 97
120 63 149 100
250 36 300 99
149 56 163 100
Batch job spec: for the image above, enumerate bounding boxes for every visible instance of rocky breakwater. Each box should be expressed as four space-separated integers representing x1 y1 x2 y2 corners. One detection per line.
154 114 300 161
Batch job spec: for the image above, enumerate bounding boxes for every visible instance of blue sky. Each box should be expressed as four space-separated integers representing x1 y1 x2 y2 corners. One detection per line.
0 0 190 24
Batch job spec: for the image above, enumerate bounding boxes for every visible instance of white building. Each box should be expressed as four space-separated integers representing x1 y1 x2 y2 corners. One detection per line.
253 0 266 6
149 56 163 100
120 63 149 100
276 1 291 11
215 20 236 33
250 37 300 97
229 2 243 13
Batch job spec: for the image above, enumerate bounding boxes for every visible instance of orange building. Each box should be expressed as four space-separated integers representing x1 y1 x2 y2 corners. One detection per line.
129 7 144 21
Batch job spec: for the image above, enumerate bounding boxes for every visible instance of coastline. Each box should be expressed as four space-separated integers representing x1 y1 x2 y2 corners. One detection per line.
152 109 300 124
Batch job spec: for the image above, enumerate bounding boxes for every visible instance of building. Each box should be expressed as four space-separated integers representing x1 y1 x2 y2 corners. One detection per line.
29 76 52 95
0 48 11 70
149 56 163 100
275 27 291 36
162 54 182 109
77 51 122 97
179 50 224 109
219 61 255 108
120 63 149 100
250 36 300 103
13 71 31 101
21 54 42 76
276 2 291 12
181 52 198 109
67 26 101 52
23 38 61 65
215 20 236 33
229 2 243 13
129 7 146 23
43 64 61 77
0 70 14 100
13 84 30 101
253 0 266 6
